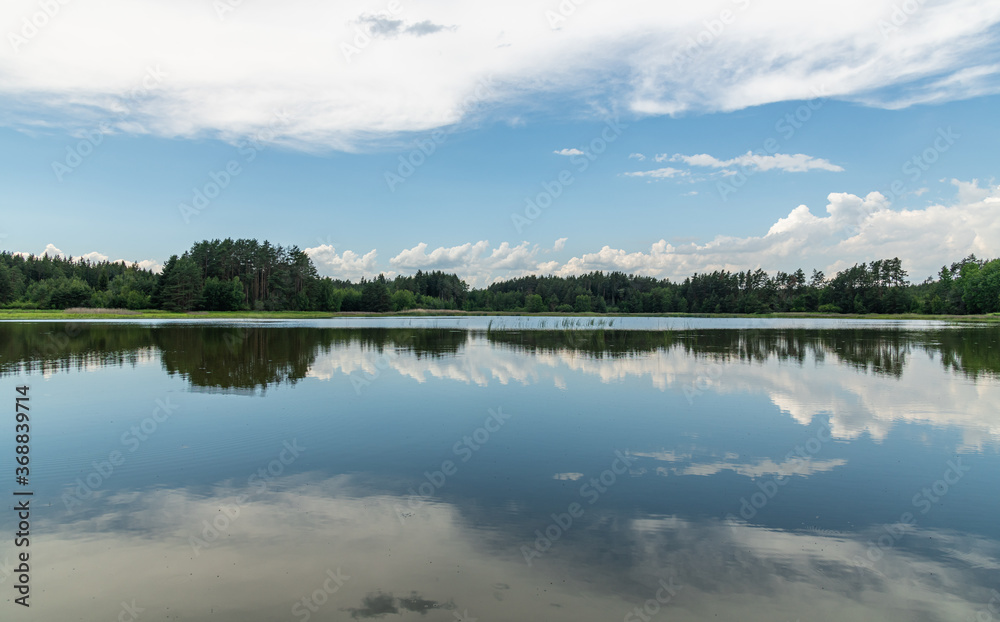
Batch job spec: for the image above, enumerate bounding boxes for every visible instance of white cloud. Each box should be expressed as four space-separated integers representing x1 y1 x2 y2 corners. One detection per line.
372 180 998 284
80 251 110 263
623 167 687 179
389 240 558 285
41 243 63 257
390 241 491 270
136 259 163 273
304 244 379 280
628 153 646 161
670 152 844 173
548 181 1000 281
12 244 161 272
0 0 997 150
554 148 584 156
19 181 997 288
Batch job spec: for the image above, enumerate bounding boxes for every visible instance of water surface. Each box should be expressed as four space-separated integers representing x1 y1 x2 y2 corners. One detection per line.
1 319 998 621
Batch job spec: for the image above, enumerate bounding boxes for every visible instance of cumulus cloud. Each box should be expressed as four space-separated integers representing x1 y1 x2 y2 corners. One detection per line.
12 244 161 272
389 240 558 286
370 180 999 284
554 148 585 156
41 243 64 257
19 182 994 287
390 241 491 270
0 0 996 150
304 244 379 280
551 181 1000 281
136 259 163 273
80 251 109 263
628 153 646 160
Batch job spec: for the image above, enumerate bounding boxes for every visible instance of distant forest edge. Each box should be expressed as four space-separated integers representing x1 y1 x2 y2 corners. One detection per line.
1 238 999 315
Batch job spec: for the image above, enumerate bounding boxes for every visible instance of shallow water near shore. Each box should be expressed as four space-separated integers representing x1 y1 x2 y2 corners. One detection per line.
1 318 998 621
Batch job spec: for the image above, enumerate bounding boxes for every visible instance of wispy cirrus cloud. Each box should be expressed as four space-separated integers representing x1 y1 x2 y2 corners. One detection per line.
623 167 687 179
670 152 844 173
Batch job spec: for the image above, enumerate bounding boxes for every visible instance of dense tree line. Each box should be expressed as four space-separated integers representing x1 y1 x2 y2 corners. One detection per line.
1 240 998 315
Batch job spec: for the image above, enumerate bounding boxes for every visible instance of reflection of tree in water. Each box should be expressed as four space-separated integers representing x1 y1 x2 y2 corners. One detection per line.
0 322 157 376
928 327 1000 381
158 327 470 393
0 323 471 392
2 323 999 389
487 329 683 358
486 326 1000 380
156 326 316 393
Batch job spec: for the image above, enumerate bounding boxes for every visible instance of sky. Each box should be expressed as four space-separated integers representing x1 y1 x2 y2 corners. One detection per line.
1 0 999 284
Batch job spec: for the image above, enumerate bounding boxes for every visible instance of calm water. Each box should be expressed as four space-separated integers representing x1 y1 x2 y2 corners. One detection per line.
1 318 998 621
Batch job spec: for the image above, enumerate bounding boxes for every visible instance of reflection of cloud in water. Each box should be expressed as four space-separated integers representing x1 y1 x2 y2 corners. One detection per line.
552 472 584 481
19 474 998 621
631 448 848 478
306 337 1000 450
666 457 846 478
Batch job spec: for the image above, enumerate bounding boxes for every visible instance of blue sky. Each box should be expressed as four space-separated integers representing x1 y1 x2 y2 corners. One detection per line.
1 0 999 283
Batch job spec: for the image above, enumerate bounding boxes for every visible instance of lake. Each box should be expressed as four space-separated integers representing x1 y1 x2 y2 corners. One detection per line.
1 318 998 621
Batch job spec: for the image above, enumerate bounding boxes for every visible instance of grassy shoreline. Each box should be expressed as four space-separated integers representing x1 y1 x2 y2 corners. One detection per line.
1 308 998 322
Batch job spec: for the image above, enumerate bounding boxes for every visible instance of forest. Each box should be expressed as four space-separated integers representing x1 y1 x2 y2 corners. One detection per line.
1 238 998 315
